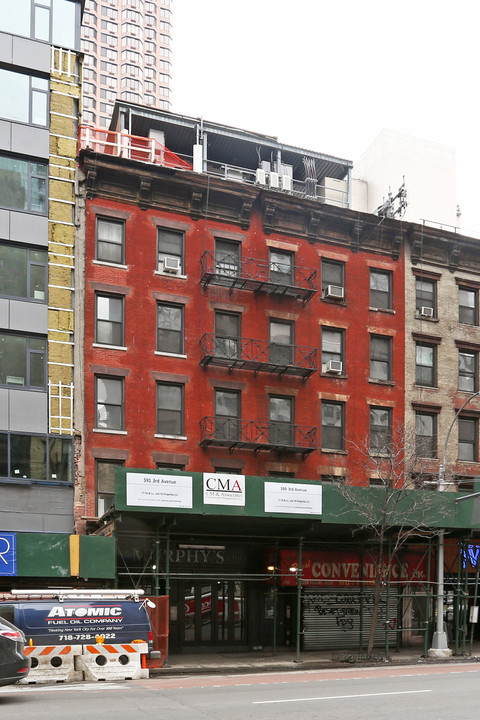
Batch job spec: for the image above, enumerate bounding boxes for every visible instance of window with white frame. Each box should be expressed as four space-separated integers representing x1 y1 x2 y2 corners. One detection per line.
95 294 124 347
95 376 124 431
96 217 125 264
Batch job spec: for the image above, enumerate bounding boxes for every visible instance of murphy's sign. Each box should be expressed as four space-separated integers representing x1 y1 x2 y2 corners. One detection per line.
203 473 245 506
280 549 429 587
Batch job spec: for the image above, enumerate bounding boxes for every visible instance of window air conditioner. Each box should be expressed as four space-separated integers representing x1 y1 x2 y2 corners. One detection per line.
255 168 267 185
163 256 181 273
326 360 343 374
419 306 434 317
324 285 345 300
269 172 279 189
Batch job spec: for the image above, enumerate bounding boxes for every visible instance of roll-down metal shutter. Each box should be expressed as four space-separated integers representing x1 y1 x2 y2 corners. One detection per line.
303 587 398 650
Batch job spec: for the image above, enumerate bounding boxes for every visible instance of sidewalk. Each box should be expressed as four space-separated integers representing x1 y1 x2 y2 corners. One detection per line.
153 644 480 676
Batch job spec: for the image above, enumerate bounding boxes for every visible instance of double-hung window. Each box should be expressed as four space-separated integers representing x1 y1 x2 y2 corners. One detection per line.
459 287 478 326
415 343 436 387
269 249 293 285
321 327 344 374
269 320 293 365
156 382 184 436
96 217 125 264
370 335 392 381
321 259 344 299
415 412 437 458
370 406 392 453
0 244 47 300
321 401 344 451
95 376 124 431
458 417 477 462
158 228 184 274
269 396 294 445
157 303 184 354
0 432 72 483
214 389 240 441
459 350 478 392
215 239 240 278
416 277 436 317
96 459 124 516
0 153 47 214
0 333 46 388
214 312 240 360
370 269 392 310
95 294 124 347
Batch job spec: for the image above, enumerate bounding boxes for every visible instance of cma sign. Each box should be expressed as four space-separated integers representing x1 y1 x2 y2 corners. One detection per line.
0 533 16 576
203 473 245 507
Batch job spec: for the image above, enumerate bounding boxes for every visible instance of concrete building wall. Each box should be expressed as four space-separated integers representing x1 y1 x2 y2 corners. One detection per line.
354 129 458 230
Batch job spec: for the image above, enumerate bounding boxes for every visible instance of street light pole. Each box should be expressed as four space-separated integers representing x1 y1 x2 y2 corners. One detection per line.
428 391 480 657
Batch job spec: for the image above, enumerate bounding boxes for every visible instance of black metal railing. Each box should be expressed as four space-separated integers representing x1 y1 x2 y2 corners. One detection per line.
199 251 317 302
199 417 316 455
199 334 317 378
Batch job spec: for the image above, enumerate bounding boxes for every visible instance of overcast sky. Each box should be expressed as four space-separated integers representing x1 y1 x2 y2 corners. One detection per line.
171 0 479 236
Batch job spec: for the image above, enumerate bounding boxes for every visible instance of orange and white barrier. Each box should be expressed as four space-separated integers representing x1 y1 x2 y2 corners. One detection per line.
21 645 83 684
75 643 149 681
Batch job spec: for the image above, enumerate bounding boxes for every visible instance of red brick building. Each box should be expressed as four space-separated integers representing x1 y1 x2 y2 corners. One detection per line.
75 106 410 653
77 108 406 521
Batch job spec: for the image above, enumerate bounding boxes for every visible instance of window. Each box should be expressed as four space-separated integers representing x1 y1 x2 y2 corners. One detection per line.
101 61 118 73
100 89 117 102
459 287 478 326
370 269 392 310
321 327 344 373
268 471 295 478
270 249 293 285
102 5 117 17
269 320 293 365
321 474 344 485
121 77 141 90
370 335 392 381
0 244 47 300
415 343 436 387
0 68 49 127
156 463 185 471
156 383 184 436
158 228 184 274
96 217 125 264
0 432 72 483
415 412 437 458
100 102 114 114
459 350 478 392
2 0 78 48
96 459 124 516
269 396 294 445
121 49 141 63
214 312 240 359
95 376 124 430
321 259 344 298
95 294 124 347
215 389 240 441
458 417 477 462
0 333 46 388
370 406 392 453
101 19 117 31
100 75 116 88
321 401 344 450
157 303 184 354
0 154 47 214
215 239 240 277
416 278 436 317
121 36 141 49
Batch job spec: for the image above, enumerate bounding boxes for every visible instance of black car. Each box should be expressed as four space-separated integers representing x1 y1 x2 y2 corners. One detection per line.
0 617 30 686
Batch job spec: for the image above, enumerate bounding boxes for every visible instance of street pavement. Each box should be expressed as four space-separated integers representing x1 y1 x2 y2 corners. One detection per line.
157 642 480 676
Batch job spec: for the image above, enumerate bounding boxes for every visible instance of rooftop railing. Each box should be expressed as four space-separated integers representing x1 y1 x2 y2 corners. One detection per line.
78 126 193 170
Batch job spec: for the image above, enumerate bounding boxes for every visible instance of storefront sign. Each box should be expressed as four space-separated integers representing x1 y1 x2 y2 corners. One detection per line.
203 473 245 506
126 473 193 509
264 482 322 515
280 548 429 587
0 533 16 576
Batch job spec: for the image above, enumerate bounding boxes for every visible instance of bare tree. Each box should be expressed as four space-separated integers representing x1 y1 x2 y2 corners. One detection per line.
338 424 452 656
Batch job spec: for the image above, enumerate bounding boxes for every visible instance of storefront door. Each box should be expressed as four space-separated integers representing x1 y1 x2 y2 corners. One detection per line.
182 580 246 645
